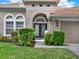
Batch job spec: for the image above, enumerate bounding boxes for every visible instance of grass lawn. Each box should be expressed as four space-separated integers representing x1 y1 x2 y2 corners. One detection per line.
0 42 78 59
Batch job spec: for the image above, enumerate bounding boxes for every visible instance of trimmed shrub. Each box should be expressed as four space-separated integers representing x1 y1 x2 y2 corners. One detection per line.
52 30 65 45
19 28 35 46
11 31 20 42
44 32 52 45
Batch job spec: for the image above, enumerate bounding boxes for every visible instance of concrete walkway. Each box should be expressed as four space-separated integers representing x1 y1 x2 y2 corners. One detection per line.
35 38 79 56
35 39 67 48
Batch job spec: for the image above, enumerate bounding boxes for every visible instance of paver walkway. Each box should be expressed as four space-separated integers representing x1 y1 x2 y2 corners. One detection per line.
35 38 79 56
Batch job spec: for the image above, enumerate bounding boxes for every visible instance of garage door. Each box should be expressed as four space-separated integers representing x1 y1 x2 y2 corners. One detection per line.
61 21 79 43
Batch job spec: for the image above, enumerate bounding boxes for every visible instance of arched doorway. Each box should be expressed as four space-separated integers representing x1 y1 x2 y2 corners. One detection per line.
33 14 48 37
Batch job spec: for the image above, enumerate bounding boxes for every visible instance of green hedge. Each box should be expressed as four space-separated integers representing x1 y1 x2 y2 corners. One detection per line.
19 28 35 46
44 32 52 45
52 30 65 45
44 30 65 45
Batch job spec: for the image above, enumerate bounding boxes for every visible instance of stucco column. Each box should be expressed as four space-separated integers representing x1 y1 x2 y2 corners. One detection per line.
26 8 33 28
48 20 52 32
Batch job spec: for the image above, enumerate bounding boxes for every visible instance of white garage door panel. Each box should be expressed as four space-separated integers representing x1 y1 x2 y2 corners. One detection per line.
61 21 79 43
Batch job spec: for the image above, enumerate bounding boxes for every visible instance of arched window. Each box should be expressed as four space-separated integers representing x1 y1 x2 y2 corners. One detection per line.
4 14 14 36
6 16 13 20
15 14 25 29
16 16 24 20
36 19 44 22
4 14 25 36
33 16 47 23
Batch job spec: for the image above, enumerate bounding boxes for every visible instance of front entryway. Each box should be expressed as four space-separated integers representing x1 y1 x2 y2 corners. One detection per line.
34 23 47 37
33 14 48 38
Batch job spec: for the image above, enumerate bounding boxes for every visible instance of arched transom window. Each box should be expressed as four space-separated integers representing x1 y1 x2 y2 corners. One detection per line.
4 14 25 36
33 16 47 23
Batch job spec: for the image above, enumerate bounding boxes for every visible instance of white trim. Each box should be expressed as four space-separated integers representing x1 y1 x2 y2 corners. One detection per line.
4 14 14 20
4 14 14 36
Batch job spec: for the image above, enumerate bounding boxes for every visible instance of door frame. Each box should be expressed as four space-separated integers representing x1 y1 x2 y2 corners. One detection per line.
34 23 47 38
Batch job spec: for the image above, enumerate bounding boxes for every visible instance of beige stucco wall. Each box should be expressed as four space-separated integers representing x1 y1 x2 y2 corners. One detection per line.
26 7 54 31
25 1 56 30
0 8 26 35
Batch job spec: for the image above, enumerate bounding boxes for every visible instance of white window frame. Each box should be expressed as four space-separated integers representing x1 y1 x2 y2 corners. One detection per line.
4 14 14 36
4 14 25 36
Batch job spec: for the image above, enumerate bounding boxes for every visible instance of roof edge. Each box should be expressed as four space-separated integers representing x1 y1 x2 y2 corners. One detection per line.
0 6 26 9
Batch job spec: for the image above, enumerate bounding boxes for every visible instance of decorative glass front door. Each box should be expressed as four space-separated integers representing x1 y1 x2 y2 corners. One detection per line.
34 23 47 37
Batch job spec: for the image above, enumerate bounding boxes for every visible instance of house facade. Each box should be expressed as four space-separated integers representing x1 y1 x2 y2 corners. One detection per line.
0 0 79 43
